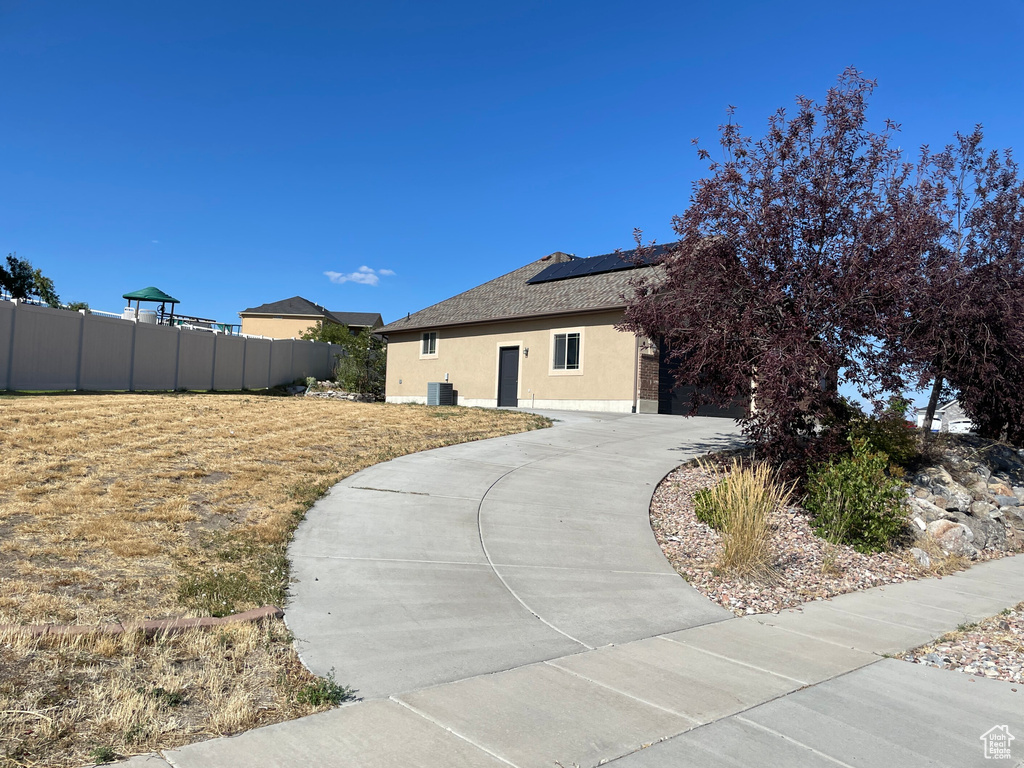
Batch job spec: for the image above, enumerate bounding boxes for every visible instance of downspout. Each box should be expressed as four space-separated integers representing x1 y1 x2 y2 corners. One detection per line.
632 334 640 414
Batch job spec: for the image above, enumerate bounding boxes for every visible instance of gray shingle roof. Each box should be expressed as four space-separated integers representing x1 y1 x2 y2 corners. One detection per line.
379 250 659 334
240 297 382 328
240 296 331 317
329 311 383 329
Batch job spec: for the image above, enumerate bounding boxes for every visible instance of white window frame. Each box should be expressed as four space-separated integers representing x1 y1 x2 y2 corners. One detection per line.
420 331 438 359
549 328 583 375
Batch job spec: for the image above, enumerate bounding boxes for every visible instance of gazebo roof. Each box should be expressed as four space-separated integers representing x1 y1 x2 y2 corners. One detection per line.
123 286 180 303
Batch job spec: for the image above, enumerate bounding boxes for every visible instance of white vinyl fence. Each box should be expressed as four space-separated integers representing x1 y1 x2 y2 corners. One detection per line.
0 300 343 392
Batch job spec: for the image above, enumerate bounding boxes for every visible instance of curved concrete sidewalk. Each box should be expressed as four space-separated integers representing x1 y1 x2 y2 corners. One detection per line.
284 412 741 698
147 413 1024 768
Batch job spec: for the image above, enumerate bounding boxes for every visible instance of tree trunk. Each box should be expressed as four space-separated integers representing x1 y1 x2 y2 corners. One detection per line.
922 373 944 441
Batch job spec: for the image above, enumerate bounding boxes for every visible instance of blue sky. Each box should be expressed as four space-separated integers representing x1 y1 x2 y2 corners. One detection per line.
3 1 1023 386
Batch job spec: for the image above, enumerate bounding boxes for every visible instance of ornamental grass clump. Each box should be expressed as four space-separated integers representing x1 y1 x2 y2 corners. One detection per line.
697 459 794 580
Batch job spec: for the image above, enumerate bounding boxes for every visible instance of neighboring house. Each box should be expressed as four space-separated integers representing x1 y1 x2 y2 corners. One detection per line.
379 248 746 416
916 399 975 433
238 296 383 339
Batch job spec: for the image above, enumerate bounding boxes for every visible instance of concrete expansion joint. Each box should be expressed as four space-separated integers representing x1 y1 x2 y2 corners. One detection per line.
873 590 996 617
732 716 859 768
925 578 1016 602
543 660 702 725
389 697 520 767
473 449 595 650
749 618 882 655
654 634 808 686
821 603 949 631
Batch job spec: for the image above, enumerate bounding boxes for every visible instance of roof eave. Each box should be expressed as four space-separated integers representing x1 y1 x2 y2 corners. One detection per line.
379 303 628 335
239 311 325 318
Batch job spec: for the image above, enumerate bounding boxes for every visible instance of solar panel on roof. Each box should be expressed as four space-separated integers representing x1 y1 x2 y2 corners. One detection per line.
526 246 665 285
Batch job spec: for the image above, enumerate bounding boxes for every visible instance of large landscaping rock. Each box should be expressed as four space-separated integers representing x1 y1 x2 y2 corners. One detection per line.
902 435 1024 556
907 495 949 524
986 445 1024 479
912 467 974 512
970 500 997 518
1002 507 1024 531
909 547 931 568
908 493 1008 554
926 519 979 558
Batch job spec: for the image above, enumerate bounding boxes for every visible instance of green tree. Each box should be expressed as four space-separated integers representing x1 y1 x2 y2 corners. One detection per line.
299 320 351 345
301 322 385 397
0 253 61 307
30 267 61 307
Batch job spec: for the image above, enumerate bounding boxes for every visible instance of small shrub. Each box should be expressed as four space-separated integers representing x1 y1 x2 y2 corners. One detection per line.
698 459 793 580
849 410 919 470
90 746 118 764
805 437 907 553
693 484 726 530
138 685 185 708
812 489 859 575
295 669 355 707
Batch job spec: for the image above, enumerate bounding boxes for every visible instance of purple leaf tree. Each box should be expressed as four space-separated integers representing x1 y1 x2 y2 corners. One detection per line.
901 130 1024 442
623 69 931 474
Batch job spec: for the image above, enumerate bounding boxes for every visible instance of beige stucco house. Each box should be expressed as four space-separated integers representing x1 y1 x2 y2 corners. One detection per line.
380 249 745 416
239 296 382 339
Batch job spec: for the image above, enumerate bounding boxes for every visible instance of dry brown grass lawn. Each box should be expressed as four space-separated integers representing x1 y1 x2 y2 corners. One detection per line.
0 393 549 766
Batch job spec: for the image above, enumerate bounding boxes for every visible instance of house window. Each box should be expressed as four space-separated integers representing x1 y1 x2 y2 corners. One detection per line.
421 332 437 356
553 332 581 370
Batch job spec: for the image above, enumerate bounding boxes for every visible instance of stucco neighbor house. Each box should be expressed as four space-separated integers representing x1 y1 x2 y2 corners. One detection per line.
379 248 745 416
238 296 382 339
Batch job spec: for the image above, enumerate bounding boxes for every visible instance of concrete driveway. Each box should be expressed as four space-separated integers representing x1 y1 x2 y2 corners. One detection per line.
284 411 741 698
149 411 1024 768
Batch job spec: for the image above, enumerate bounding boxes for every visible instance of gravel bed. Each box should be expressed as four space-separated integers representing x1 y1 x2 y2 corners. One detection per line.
903 602 1024 685
650 463 1004 616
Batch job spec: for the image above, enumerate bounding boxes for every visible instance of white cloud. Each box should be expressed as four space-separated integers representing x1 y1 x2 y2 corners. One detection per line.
324 266 395 286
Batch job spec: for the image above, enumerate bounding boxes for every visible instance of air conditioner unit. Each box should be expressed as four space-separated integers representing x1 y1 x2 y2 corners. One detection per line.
427 382 454 406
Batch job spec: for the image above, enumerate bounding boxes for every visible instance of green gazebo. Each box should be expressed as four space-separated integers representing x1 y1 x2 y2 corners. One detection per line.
123 286 180 325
